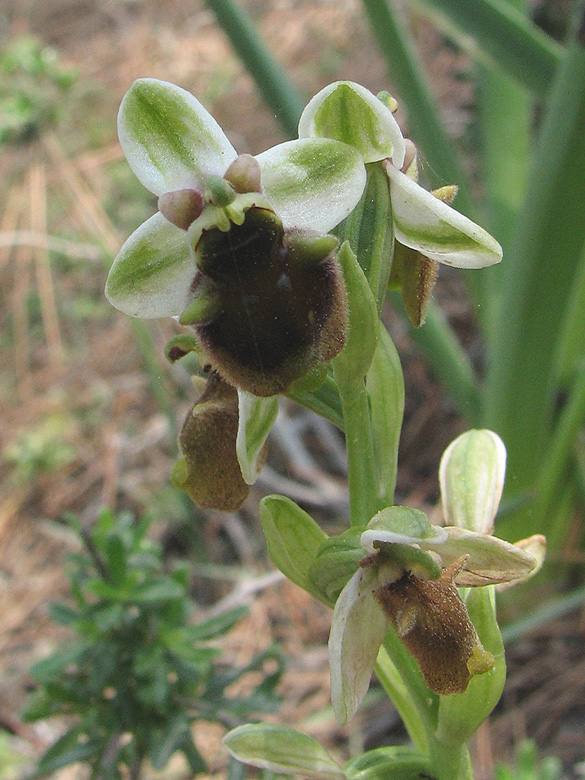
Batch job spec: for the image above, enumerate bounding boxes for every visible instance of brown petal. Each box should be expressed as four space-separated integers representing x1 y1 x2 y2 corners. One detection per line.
172 373 266 511
376 559 494 695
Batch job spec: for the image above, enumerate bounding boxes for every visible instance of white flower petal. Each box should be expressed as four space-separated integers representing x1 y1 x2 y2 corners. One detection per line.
329 568 389 725
256 138 366 233
423 527 538 587
385 162 503 268
118 78 236 196
299 81 405 166
106 212 196 318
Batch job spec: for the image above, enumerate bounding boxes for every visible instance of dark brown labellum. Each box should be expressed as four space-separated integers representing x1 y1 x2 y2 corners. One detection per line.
189 207 347 396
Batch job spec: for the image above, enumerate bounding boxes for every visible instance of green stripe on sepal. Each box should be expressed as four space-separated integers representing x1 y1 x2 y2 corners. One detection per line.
299 81 405 166
106 212 196 319
118 78 236 196
385 161 502 269
256 137 367 234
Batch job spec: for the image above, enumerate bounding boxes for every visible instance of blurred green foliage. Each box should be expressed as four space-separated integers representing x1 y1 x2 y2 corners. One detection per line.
5 416 77 483
0 35 76 144
22 510 283 779
495 741 563 780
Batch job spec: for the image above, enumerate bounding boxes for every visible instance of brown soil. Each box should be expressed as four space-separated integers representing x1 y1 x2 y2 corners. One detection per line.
0 1 583 778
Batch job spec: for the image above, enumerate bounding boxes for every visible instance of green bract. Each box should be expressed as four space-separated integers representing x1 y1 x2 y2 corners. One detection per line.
299 81 503 271
106 78 367 320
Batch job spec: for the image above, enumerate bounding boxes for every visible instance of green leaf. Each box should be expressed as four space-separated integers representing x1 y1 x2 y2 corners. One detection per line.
133 577 185 603
29 643 86 683
150 716 190 770
35 726 99 776
236 391 278 485
48 601 78 626
259 495 328 600
344 745 433 780
405 0 562 95
106 212 196 319
182 732 206 774
180 605 248 641
223 724 345 779
366 328 404 505
105 534 127 585
118 77 236 196
256 138 366 234
332 242 379 384
299 81 405 165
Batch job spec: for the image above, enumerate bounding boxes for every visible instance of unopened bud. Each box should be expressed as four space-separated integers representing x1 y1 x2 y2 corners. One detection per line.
224 154 262 194
158 189 204 230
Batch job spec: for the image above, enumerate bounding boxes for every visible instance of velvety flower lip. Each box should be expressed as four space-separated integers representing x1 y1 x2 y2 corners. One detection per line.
106 78 367 321
298 80 503 271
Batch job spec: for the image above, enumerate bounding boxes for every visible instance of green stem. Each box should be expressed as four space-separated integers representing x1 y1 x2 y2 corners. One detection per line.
375 642 434 753
428 740 474 780
207 0 304 138
334 373 379 526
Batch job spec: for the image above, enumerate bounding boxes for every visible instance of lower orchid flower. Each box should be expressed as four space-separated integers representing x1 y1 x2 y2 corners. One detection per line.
328 430 543 725
106 78 368 396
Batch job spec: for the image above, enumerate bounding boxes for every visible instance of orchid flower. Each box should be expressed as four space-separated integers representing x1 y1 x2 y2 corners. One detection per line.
105 78 367 396
298 81 503 273
328 430 542 725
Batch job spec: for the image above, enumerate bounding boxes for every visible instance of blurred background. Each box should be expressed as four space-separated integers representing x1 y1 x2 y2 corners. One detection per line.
0 1 582 778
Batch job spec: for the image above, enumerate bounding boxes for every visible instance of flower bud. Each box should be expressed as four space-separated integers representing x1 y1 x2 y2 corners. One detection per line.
224 153 262 194
158 189 204 230
439 429 507 534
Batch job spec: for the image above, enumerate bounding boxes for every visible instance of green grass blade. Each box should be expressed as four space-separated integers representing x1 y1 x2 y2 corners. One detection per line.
406 0 563 93
361 0 476 217
532 362 585 536
400 296 482 424
475 0 532 341
485 13 585 501
207 0 304 138
556 243 585 384
501 581 585 644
